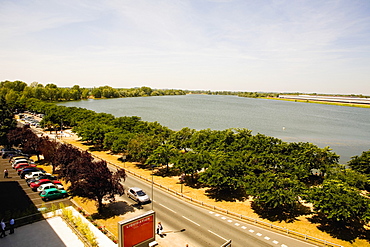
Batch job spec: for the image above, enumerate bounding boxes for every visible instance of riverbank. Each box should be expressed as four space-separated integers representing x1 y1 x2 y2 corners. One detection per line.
56 132 365 247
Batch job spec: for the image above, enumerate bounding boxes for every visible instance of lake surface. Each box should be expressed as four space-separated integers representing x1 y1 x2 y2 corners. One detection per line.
57 94 370 163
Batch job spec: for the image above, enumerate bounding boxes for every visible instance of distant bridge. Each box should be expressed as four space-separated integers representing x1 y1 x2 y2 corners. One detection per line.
279 95 370 105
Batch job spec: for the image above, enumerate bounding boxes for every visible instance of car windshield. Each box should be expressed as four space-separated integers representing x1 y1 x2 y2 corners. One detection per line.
136 190 146 196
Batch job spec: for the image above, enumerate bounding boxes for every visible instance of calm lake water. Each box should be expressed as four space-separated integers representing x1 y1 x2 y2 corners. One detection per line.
57 94 370 163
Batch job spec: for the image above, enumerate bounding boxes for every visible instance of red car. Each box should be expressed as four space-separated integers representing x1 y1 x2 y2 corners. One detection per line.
30 179 62 191
14 163 36 170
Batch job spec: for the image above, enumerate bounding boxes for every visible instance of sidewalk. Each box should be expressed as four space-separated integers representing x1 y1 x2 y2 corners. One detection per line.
0 216 83 247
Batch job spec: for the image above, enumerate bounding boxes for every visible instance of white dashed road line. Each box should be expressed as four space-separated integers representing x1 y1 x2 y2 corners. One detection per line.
208 211 289 247
182 216 200 226
159 203 177 213
208 230 228 241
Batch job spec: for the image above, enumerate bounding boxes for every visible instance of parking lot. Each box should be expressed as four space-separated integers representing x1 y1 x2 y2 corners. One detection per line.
0 152 72 217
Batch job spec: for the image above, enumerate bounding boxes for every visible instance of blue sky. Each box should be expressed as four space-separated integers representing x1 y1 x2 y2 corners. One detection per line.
1 0 370 94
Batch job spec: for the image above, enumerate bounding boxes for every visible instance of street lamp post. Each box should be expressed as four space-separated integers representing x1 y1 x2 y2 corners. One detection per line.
151 165 155 210
60 118 63 139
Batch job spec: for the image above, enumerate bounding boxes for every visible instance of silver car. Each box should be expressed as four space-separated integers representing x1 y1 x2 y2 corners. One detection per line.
127 187 150 203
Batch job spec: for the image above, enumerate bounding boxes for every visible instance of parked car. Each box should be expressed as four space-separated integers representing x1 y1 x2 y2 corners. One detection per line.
37 183 64 193
30 179 53 191
24 171 47 180
26 174 58 185
7 152 30 159
1 148 18 156
20 168 45 178
14 163 36 170
17 166 39 174
30 179 62 191
127 187 150 203
2 149 21 158
40 188 68 201
12 159 34 168
10 156 29 165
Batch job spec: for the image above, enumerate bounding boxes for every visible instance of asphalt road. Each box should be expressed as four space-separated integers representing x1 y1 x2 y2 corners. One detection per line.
110 164 319 247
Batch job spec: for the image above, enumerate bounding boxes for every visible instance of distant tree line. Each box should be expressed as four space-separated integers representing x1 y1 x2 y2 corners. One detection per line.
0 80 186 105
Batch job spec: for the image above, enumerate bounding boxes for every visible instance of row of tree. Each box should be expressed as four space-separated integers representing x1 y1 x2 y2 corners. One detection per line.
6 125 126 212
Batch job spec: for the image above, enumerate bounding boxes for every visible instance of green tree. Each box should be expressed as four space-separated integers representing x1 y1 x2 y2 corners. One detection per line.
199 154 248 193
348 150 370 175
169 127 195 151
305 180 370 226
248 172 305 220
327 166 369 191
73 122 116 147
0 97 17 146
173 151 207 182
145 143 178 173
127 134 161 163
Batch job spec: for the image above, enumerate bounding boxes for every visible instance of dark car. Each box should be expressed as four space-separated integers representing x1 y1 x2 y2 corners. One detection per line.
17 166 36 174
20 168 45 178
2 150 21 159
26 175 58 185
17 166 38 175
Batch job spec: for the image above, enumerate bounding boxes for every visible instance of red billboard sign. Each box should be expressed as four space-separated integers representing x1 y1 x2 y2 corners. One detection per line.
119 210 155 247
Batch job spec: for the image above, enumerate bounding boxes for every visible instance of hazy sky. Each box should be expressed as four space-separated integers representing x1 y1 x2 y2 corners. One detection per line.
1 0 370 94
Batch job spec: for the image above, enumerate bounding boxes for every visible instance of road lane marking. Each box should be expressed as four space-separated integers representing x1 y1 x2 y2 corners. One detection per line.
182 216 200 226
208 230 228 241
207 210 290 247
159 203 177 213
